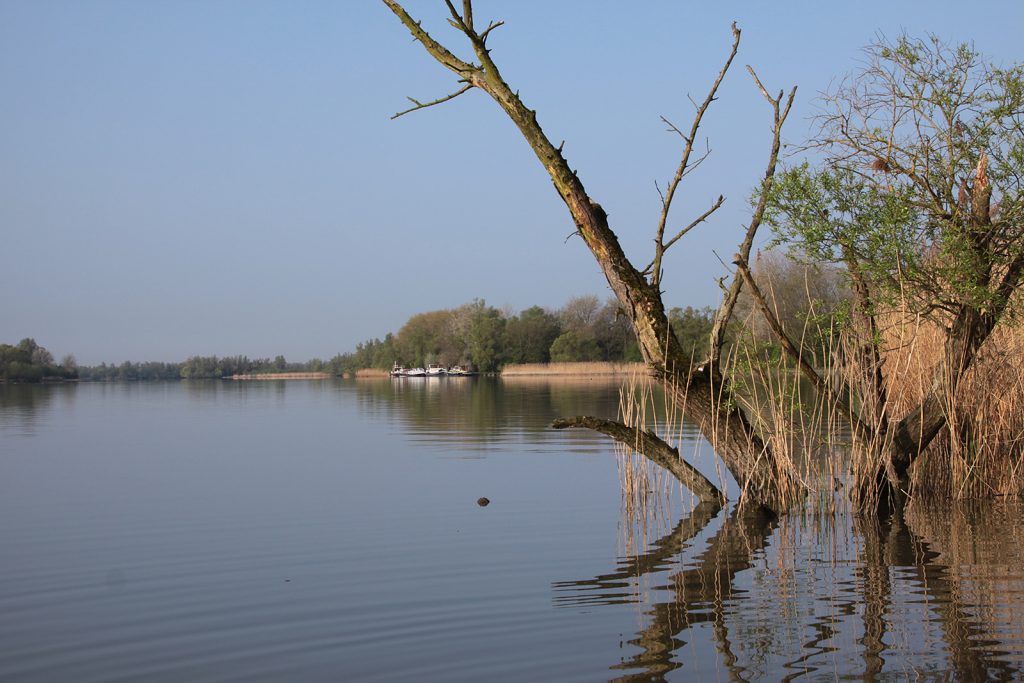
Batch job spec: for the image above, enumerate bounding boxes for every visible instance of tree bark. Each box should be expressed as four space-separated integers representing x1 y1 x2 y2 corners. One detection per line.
552 415 725 504
383 1 799 512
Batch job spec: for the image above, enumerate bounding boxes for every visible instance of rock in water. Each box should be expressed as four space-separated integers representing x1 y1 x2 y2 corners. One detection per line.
477 497 490 507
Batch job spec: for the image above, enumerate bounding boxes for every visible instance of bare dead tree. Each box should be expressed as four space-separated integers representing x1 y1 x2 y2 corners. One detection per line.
382 1 798 513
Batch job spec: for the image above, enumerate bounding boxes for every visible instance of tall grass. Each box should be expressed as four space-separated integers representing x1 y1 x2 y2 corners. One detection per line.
876 313 1024 498
738 270 1024 504
611 282 1022 519
615 368 702 551
501 362 649 377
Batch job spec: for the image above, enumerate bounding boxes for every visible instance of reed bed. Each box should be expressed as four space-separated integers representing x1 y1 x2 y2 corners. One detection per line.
230 372 330 380
874 313 1024 498
354 368 390 378
611 288 1022 521
501 362 649 377
615 369 695 553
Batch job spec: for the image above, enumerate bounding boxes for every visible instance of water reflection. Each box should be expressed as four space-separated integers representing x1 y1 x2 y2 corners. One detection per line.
557 497 1024 681
3 379 1023 680
556 504 776 681
350 376 630 453
0 383 76 437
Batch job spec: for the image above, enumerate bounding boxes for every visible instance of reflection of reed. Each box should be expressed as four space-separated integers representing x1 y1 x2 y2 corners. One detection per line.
905 499 1024 678
555 495 1024 681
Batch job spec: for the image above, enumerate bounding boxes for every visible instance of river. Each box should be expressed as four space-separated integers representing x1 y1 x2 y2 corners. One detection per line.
1 378 1022 681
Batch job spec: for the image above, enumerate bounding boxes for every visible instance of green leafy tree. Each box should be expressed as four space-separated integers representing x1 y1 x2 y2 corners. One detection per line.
765 34 1024 503
1 339 76 382
668 306 716 361
466 303 505 371
549 331 601 362
503 305 561 364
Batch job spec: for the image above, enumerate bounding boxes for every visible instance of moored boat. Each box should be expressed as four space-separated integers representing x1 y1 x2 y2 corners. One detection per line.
390 363 406 377
426 364 447 376
404 367 427 377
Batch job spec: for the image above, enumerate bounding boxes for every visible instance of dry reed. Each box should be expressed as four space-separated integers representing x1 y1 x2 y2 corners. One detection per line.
874 311 1024 499
501 362 649 377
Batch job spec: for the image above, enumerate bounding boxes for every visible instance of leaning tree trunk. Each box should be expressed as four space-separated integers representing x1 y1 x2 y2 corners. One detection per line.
383 1 799 513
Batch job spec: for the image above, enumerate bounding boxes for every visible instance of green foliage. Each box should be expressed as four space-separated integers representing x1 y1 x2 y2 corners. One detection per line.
504 305 561 364
341 295 666 372
0 339 77 382
668 306 715 361
766 34 1024 320
549 330 601 362
466 303 506 372
78 361 182 381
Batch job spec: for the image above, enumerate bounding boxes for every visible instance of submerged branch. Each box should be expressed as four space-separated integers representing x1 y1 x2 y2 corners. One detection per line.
552 415 725 504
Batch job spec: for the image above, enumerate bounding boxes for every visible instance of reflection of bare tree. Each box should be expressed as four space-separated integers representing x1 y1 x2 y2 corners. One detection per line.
555 503 776 681
554 501 723 609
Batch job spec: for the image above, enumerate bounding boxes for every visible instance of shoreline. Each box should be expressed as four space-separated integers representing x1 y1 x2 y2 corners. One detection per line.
500 362 649 377
355 362 651 379
229 372 330 381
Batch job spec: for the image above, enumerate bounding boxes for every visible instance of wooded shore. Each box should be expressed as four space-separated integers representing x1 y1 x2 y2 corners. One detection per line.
500 362 649 377
350 362 651 379
230 372 330 380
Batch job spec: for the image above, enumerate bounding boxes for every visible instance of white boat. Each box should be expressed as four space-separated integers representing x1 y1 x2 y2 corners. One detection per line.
390 363 406 377
426 364 447 376
405 367 426 377
447 365 476 376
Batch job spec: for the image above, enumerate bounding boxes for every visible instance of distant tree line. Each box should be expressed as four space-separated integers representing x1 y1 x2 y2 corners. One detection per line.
331 296 721 374
78 354 320 381
11 276 842 384
0 338 78 383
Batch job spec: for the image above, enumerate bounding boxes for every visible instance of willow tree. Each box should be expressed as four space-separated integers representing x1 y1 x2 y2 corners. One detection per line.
762 36 1024 507
382 1 798 513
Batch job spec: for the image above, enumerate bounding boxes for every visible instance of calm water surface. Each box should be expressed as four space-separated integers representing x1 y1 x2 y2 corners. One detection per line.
1 378 1022 681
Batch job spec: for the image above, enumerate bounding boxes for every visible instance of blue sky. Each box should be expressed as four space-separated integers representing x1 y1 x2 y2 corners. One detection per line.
2 1 1022 364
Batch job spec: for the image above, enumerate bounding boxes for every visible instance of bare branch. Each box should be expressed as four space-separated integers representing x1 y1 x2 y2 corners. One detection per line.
660 115 690 142
442 0 461 25
552 416 725 504
391 83 474 119
650 22 741 289
709 71 798 365
664 194 725 251
480 19 504 43
382 0 477 76
643 195 725 275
